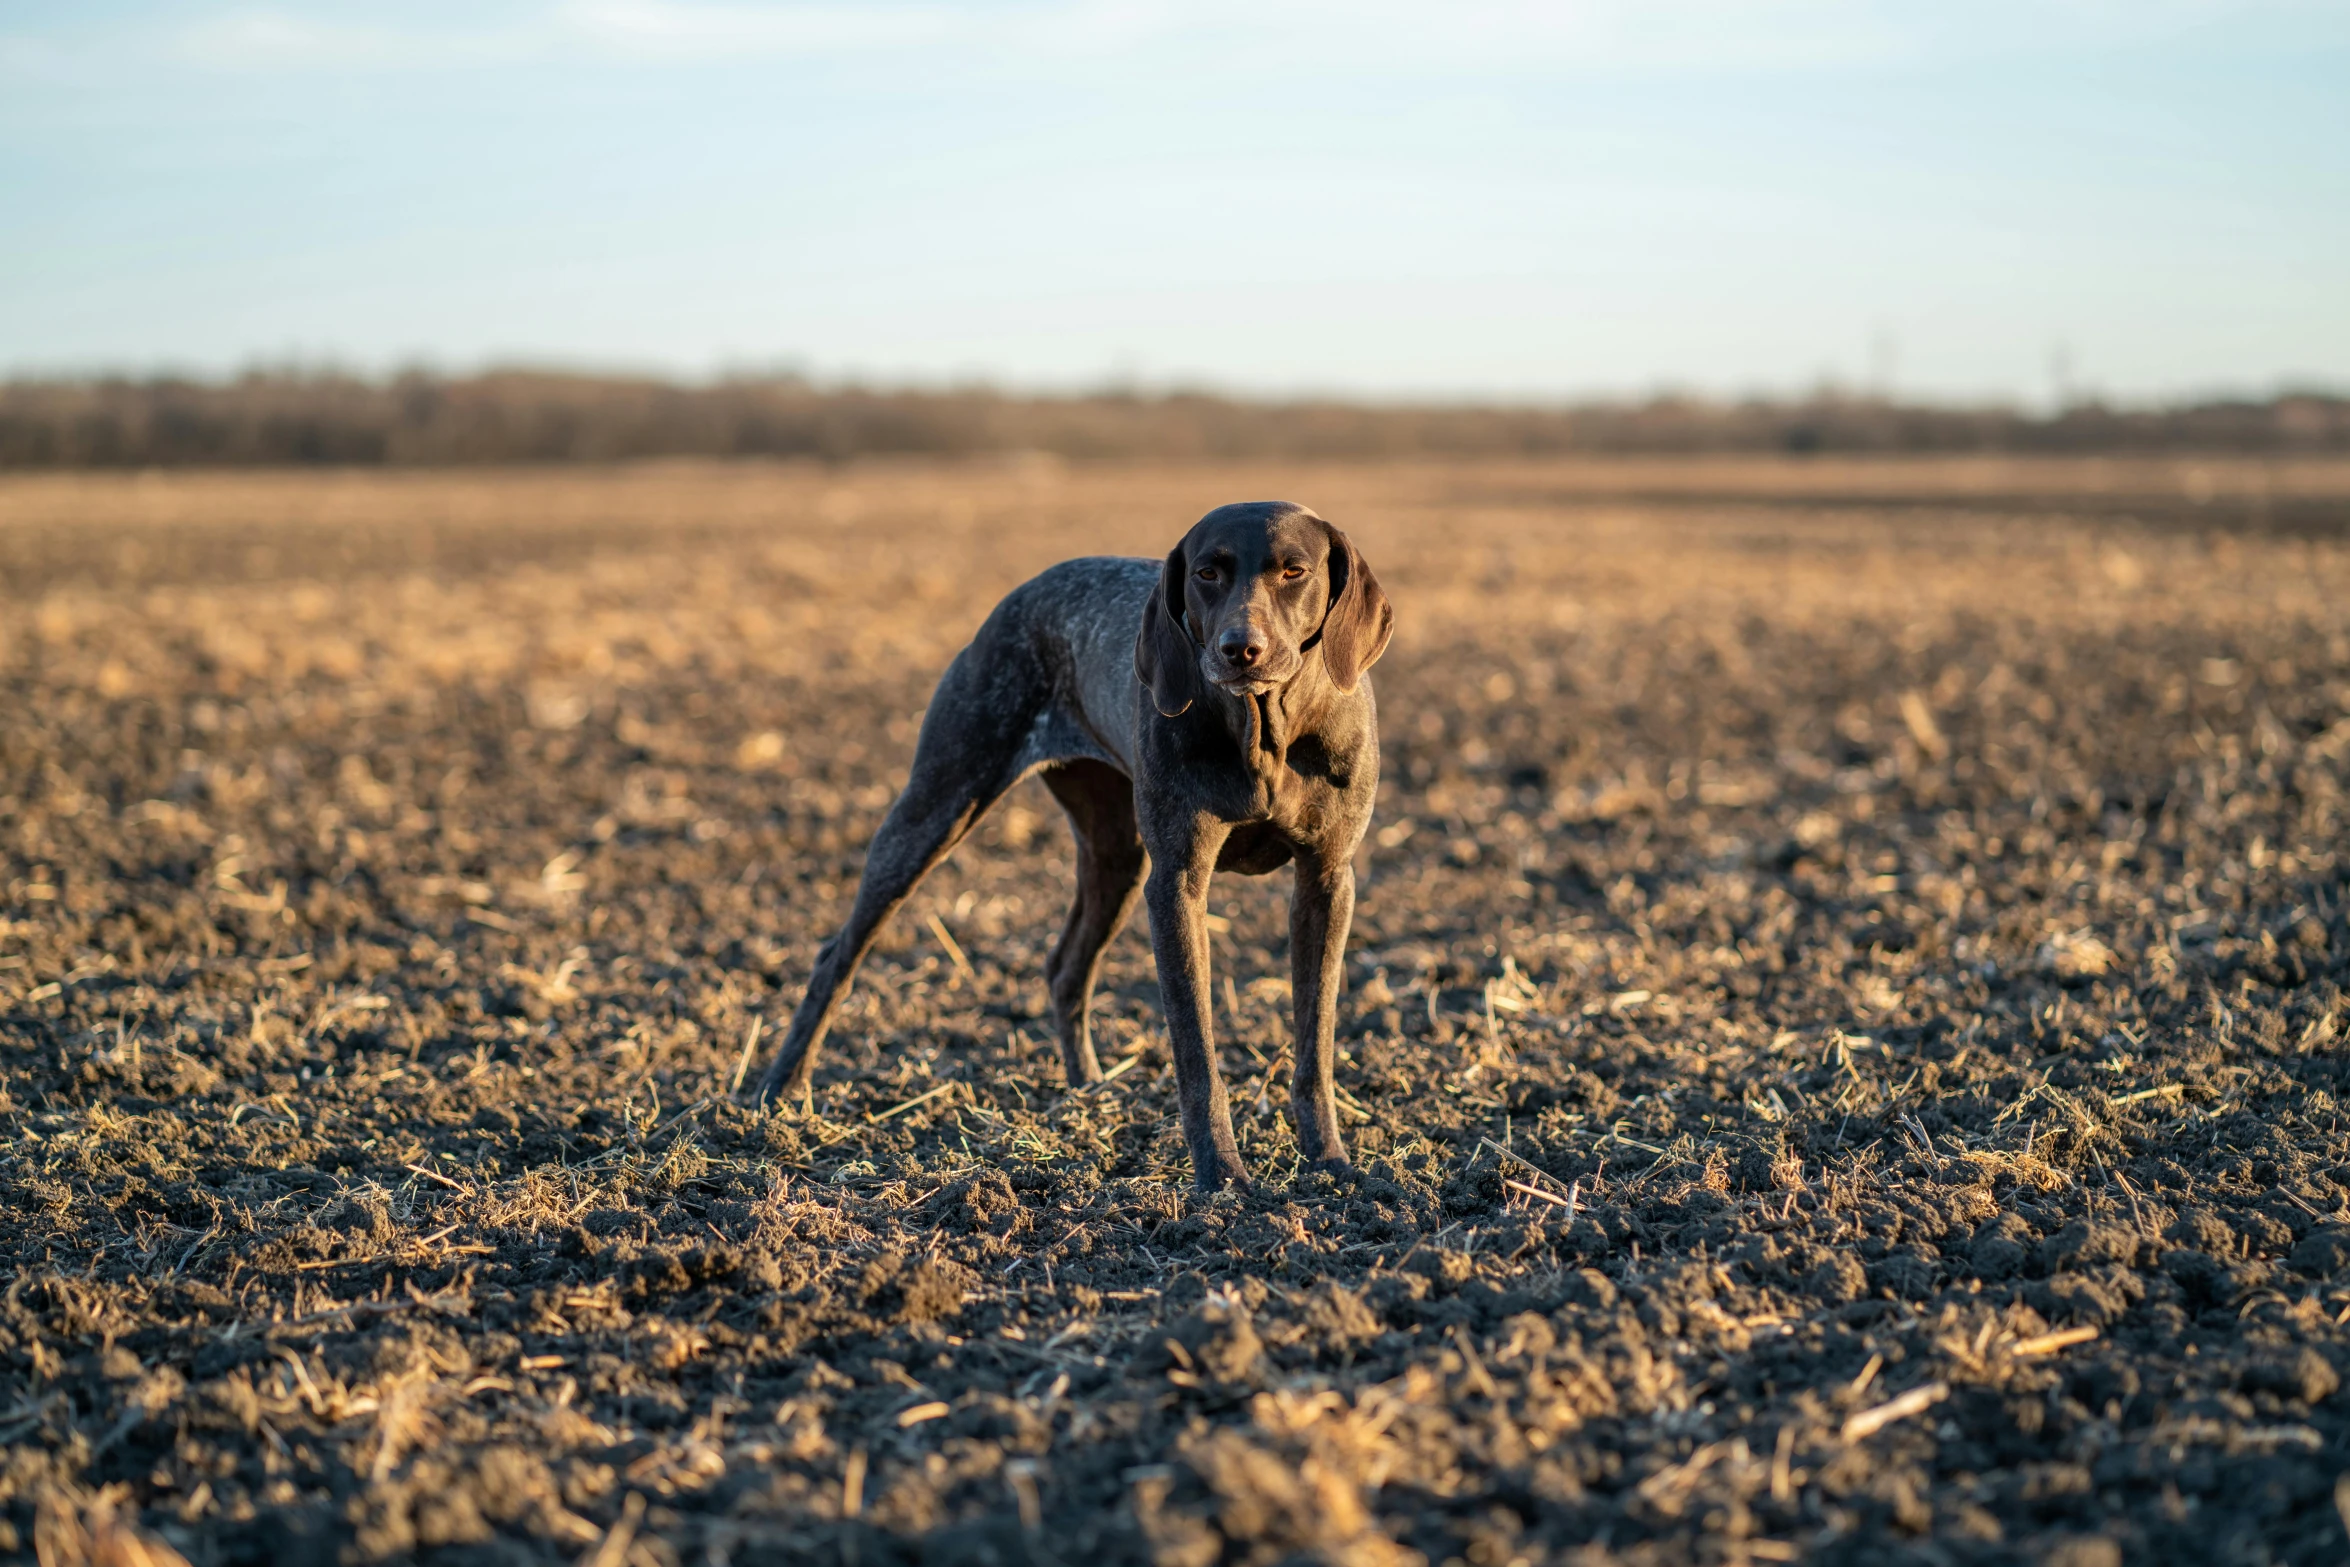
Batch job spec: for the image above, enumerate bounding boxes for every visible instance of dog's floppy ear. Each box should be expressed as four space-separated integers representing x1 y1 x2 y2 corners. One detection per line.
1136 538 1203 717
1315 523 1393 691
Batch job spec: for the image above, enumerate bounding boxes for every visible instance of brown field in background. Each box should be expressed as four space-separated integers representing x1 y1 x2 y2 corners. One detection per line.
3 456 2350 1565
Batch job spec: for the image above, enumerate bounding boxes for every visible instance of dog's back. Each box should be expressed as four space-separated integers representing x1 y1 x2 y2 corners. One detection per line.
978 555 1158 778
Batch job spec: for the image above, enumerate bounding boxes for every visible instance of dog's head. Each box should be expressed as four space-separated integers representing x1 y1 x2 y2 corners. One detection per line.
1135 501 1393 718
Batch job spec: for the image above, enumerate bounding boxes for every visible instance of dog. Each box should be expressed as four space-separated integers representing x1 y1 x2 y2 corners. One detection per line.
751 501 1392 1191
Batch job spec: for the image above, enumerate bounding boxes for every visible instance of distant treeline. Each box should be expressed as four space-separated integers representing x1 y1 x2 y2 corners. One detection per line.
2 371 2345 467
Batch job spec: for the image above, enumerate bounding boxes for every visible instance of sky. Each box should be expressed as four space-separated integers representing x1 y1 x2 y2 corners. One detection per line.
3 1 2347 404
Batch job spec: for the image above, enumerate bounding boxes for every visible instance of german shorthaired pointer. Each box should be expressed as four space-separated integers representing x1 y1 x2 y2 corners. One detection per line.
751 501 1393 1191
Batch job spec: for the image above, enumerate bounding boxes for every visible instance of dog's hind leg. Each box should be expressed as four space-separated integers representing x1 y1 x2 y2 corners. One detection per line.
1040 759 1146 1086
751 648 1034 1105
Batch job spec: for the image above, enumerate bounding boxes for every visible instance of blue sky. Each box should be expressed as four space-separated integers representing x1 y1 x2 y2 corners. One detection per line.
3 1 2346 402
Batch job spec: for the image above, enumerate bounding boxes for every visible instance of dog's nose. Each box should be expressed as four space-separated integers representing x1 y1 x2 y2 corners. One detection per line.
1218 629 1262 667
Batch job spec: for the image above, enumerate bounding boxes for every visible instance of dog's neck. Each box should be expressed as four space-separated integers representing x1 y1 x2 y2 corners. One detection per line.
1207 652 1343 795
1218 684 1288 769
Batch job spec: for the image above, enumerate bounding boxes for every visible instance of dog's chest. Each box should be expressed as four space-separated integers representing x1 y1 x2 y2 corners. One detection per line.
1215 717 1372 839
1139 676 1376 847
1215 821 1295 875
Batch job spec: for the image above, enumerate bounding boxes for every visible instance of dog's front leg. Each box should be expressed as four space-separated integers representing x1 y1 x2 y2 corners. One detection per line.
1142 825 1249 1192
1288 849 1354 1175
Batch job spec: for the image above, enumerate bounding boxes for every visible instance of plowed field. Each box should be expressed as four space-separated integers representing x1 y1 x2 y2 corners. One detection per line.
4 456 2350 1566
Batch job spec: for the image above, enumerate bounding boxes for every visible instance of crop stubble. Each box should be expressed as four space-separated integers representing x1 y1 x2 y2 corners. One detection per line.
2 457 2349 1565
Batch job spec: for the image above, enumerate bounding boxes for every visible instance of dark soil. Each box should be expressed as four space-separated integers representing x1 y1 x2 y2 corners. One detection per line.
4 458 2349 1566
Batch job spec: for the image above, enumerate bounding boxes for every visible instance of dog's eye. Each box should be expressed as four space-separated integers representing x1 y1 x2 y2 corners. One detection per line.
1194 566 1219 582
1280 565 1307 580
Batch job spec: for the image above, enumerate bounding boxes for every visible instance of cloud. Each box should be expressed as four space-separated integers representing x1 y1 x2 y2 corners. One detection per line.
11 0 2330 81
538 0 1928 73
160 2 979 72
1031 0 2350 73
558 1 970 57
173 11 519 69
